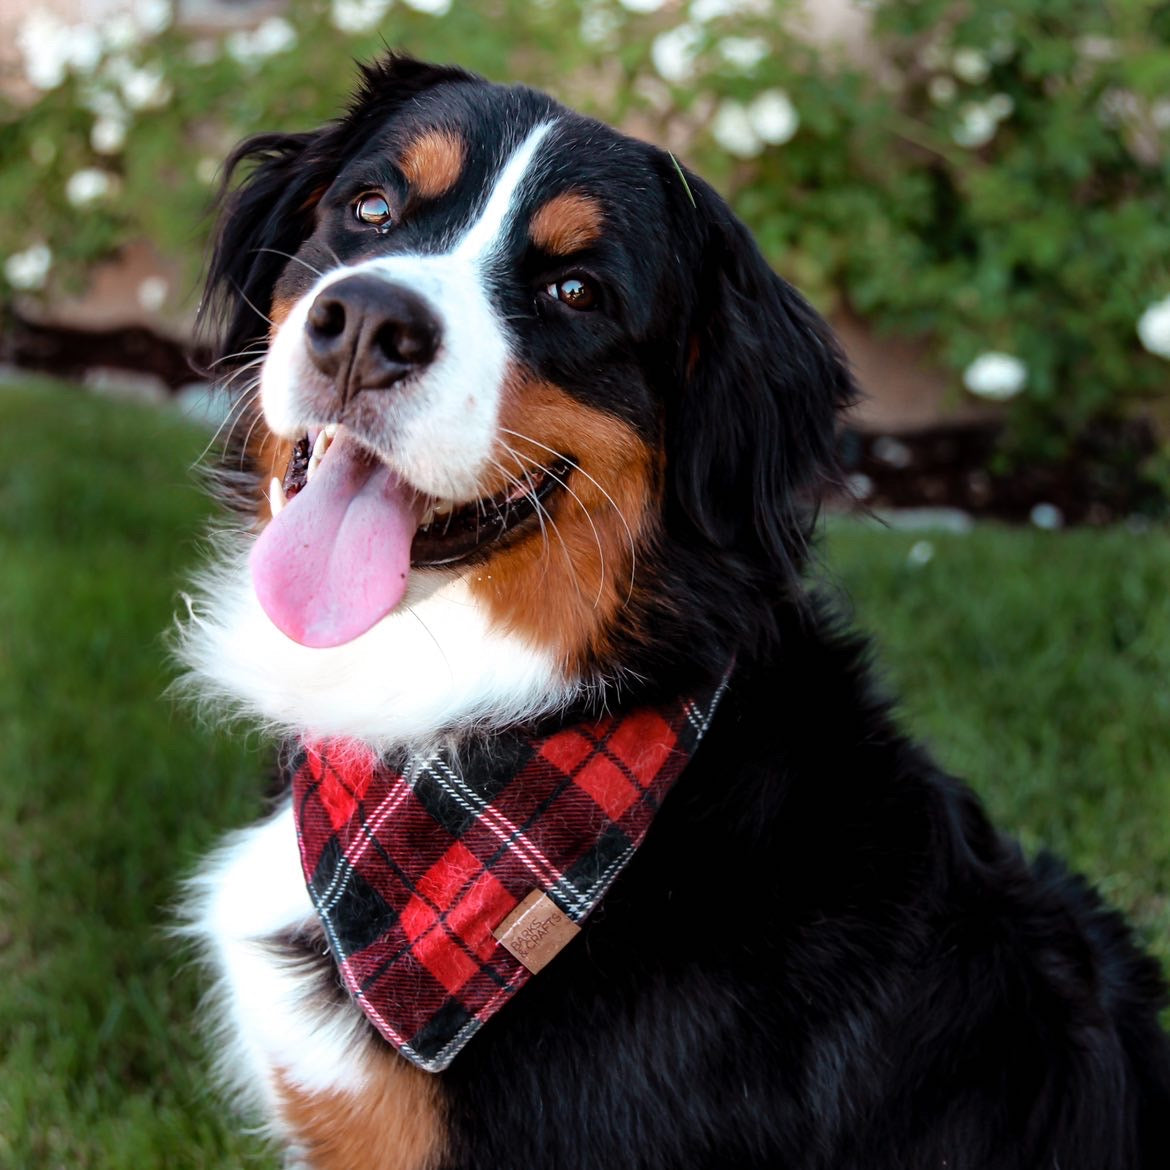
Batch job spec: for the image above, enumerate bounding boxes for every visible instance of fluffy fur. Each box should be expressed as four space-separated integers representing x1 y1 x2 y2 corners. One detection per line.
181 54 1170 1170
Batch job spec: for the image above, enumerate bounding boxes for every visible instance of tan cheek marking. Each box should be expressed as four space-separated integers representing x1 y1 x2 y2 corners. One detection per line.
276 1049 446 1170
469 372 658 673
400 129 467 200
269 294 298 332
529 192 604 257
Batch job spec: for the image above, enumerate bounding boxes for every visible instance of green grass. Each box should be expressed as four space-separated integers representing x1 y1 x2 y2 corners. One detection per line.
1 377 1167 1166
819 521 1170 963
0 379 276 1169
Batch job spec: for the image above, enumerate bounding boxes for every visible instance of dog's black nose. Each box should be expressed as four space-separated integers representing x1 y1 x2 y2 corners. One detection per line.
304 274 440 398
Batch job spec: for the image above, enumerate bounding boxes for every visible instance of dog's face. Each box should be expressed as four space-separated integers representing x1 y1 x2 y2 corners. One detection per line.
187 55 853 746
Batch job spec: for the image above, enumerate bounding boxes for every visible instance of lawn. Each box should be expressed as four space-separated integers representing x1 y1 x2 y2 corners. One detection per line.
1 377 1167 1168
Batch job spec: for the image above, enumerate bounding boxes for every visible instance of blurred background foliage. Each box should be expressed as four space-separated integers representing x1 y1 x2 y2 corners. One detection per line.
1 0 1169 467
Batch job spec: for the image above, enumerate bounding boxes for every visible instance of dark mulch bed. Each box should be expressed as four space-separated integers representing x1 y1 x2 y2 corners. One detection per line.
839 420 1164 526
2 308 208 389
4 310 1164 524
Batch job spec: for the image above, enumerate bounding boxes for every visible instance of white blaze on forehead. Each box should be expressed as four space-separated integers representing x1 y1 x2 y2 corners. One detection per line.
453 120 555 264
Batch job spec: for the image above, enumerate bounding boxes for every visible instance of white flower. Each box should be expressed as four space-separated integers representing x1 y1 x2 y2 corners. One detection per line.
1137 295 1170 359
690 0 768 21
718 36 768 73
402 0 452 13
331 0 393 33
66 168 115 208
928 75 957 106
102 54 136 87
846 472 873 500
121 64 171 110
1029 503 1063 530
1076 35 1118 62
17 12 70 90
16 14 102 86
986 92 1014 121
67 25 105 76
102 14 142 54
962 352 1027 399
988 36 1015 64
618 0 667 11
1152 99 1170 131
952 101 998 148
920 42 948 72
748 88 799 144
133 0 173 37
91 115 129 155
1098 87 1139 127
907 540 935 567
227 17 297 66
4 243 52 291
952 47 990 85
710 99 761 158
580 4 620 47
651 23 702 84
137 276 169 313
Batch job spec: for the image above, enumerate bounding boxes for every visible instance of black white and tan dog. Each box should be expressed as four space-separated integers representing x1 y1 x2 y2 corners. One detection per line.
180 53 1170 1170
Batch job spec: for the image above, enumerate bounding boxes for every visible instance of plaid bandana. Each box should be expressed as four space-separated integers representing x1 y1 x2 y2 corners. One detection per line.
291 678 727 1072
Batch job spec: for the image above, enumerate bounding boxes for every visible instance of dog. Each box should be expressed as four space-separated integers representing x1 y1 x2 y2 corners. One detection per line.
179 53 1170 1170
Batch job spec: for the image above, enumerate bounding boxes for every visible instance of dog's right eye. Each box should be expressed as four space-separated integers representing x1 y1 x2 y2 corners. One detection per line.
354 192 393 227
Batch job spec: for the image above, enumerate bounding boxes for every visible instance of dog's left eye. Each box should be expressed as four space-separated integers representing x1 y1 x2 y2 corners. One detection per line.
544 277 597 311
354 192 393 227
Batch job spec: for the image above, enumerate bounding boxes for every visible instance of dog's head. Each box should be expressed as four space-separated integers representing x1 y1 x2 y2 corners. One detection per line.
190 54 854 743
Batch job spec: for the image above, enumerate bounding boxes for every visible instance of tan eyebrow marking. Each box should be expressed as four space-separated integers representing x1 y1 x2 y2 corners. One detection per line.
529 192 604 256
399 129 467 200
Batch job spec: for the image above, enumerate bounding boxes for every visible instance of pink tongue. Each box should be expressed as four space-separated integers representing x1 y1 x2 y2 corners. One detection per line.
251 434 422 648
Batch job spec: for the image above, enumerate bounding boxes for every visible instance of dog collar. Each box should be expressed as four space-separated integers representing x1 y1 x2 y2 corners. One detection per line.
290 677 727 1072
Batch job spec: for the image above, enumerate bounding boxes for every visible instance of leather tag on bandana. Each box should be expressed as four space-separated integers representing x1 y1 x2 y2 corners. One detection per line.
492 891 581 974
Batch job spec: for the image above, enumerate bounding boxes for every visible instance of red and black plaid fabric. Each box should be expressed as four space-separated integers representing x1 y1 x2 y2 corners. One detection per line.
291 679 726 1072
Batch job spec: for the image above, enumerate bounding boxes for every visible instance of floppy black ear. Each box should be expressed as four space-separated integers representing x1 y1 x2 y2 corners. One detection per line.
662 163 857 593
199 54 476 371
198 129 324 369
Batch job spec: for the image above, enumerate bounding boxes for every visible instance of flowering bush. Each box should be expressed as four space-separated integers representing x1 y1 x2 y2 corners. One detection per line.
1 0 1168 465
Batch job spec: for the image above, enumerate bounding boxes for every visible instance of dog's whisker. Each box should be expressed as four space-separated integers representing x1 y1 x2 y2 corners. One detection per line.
207 345 269 371
190 380 261 470
488 453 559 593
525 458 607 611
494 446 586 605
235 401 267 473
252 246 327 280
500 427 637 606
228 276 277 330
502 437 615 611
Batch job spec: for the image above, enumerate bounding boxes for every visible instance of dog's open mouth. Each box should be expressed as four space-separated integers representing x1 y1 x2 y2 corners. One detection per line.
251 425 568 648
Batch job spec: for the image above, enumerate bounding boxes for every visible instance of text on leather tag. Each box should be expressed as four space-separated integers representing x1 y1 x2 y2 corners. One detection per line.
492 890 581 974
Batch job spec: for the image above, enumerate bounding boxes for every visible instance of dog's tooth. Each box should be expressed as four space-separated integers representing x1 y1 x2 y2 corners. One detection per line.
268 476 287 517
433 499 455 517
419 503 437 527
306 429 330 482
323 423 338 441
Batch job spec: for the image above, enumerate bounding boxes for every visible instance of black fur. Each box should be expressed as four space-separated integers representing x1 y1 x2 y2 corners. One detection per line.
202 54 1170 1168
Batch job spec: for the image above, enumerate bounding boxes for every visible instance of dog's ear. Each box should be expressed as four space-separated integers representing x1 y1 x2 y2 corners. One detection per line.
199 54 475 369
661 159 857 593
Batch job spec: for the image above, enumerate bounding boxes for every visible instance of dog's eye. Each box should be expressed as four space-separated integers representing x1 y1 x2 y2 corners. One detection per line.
545 277 597 311
354 192 393 227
